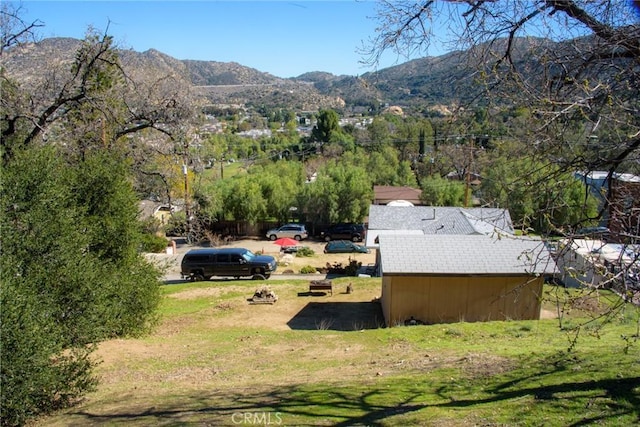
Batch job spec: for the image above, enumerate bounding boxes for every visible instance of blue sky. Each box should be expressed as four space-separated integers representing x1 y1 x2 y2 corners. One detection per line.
19 0 431 78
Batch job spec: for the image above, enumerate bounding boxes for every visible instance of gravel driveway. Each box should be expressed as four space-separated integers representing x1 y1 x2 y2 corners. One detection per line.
147 237 376 283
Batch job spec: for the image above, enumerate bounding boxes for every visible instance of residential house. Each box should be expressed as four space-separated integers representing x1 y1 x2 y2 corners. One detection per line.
575 171 640 241
365 204 515 249
554 238 640 294
373 185 423 206
377 234 556 326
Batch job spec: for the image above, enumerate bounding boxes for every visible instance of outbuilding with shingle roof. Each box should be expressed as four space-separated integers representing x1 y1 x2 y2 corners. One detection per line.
377 234 556 326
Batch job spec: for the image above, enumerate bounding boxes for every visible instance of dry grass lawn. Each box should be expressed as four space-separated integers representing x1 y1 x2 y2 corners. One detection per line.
35 240 636 426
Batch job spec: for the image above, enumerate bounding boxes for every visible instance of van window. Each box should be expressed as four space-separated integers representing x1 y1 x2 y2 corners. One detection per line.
186 254 209 262
216 253 230 263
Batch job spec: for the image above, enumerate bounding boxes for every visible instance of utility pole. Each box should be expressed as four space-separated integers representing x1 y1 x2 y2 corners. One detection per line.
464 136 474 208
183 163 189 218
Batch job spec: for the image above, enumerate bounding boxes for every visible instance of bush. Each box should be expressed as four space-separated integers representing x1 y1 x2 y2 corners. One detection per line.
1 283 98 427
300 265 317 274
140 233 170 253
327 259 362 276
296 247 315 257
140 217 162 234
344 259 362 276
164 213 188 236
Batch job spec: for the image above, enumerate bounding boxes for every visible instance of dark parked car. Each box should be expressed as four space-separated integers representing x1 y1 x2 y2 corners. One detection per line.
181 248 277 281
321 223 366 242
324 240 370 254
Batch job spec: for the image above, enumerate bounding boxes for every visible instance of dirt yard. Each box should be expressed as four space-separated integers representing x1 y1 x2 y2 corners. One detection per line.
161 278 386 332
142 237 384 332
245 238 377 275
151 237 378 279
146 237 559 328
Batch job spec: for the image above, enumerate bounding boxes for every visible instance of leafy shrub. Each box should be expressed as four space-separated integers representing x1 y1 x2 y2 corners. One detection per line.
296 247 315 257
164 213 187 236
300 265 317 274
140 233 169 253
328 259 362 276
344 259 362 276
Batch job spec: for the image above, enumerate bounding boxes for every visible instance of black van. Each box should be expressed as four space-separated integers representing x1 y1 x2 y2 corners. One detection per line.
321 223 366 242
180 248 277 281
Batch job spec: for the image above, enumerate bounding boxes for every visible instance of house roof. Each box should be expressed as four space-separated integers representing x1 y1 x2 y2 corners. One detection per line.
378 234 556 276
366 229 424 246
373 185 422 204
366 205 514 246
577 171 640 183
561 238 639 266
138 199 165 220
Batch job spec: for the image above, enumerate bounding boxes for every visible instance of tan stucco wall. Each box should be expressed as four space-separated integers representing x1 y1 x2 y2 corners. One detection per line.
380 275 543 326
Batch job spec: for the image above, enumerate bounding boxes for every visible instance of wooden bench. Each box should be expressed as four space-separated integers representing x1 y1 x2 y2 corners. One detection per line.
309 279 332 296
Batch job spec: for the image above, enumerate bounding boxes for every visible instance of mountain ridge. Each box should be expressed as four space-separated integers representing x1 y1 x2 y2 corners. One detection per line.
2 36 561 112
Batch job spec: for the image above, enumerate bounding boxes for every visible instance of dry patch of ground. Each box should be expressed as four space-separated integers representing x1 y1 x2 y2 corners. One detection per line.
162 280 384 332
148 237 377 277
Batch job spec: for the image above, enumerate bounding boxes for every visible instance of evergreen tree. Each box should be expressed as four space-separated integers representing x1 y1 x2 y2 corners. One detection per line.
0 26 169 425
311 109 340 143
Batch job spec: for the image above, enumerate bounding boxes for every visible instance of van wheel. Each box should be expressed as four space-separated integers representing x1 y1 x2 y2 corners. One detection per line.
294 235 301 241
269 234 277 241
252 274 266 280
194 273 205 282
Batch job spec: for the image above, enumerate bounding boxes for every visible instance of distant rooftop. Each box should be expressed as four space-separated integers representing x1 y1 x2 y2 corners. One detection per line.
366 205 515 247
373 185 422 205
576 171 640 183
368 205 514 234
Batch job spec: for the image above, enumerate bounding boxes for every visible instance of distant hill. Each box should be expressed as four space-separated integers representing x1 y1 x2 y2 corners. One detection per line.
2 36 565 113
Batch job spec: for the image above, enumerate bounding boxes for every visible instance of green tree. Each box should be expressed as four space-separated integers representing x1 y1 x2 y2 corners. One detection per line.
302 159 372 224
481 157 599 234
364 145 416 187
366 148 399 185
420 175 466 206
1 144 161 426
365 116 393 151
0 22 183 424
310 109 340 143
250 161 305 223
1 146 97 426
397 160 418 187
219 177 266 224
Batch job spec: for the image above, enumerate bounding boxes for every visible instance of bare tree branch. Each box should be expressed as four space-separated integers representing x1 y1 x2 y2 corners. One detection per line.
0 2 43 55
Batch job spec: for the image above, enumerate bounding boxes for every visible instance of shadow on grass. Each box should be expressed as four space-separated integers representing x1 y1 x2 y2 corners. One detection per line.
437 376 640 425
71 372 639 426
73 385 427 426
287 301 385 331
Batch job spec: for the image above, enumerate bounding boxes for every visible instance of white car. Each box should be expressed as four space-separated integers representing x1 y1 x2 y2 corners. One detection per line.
265 224 308 241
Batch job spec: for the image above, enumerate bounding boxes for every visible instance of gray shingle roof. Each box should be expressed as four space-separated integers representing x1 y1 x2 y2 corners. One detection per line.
368 205 514 235
378 234 556 275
